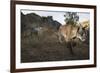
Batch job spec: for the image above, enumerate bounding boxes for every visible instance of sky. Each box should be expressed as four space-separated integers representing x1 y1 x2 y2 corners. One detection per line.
21 10 90 25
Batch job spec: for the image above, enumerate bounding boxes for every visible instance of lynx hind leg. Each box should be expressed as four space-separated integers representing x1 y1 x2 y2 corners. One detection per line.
66 41 75 55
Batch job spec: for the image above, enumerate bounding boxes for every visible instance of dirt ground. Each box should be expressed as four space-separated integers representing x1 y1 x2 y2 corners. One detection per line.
21 33 89 63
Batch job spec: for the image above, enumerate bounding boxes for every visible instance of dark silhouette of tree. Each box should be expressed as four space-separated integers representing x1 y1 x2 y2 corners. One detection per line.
64 12 79 25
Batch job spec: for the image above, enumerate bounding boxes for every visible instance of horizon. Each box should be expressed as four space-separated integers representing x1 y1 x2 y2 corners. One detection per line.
21 10 90 25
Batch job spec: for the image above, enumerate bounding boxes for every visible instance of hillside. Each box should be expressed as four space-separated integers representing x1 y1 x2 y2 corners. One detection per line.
21 12 61 32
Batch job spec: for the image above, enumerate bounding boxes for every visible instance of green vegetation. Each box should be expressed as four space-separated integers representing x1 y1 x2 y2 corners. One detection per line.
64 12 79 25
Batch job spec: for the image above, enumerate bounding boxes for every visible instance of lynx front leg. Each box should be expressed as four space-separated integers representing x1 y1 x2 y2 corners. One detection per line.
59 35 63 43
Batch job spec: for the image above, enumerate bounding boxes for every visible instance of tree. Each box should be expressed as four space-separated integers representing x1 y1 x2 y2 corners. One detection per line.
64 12 79 25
